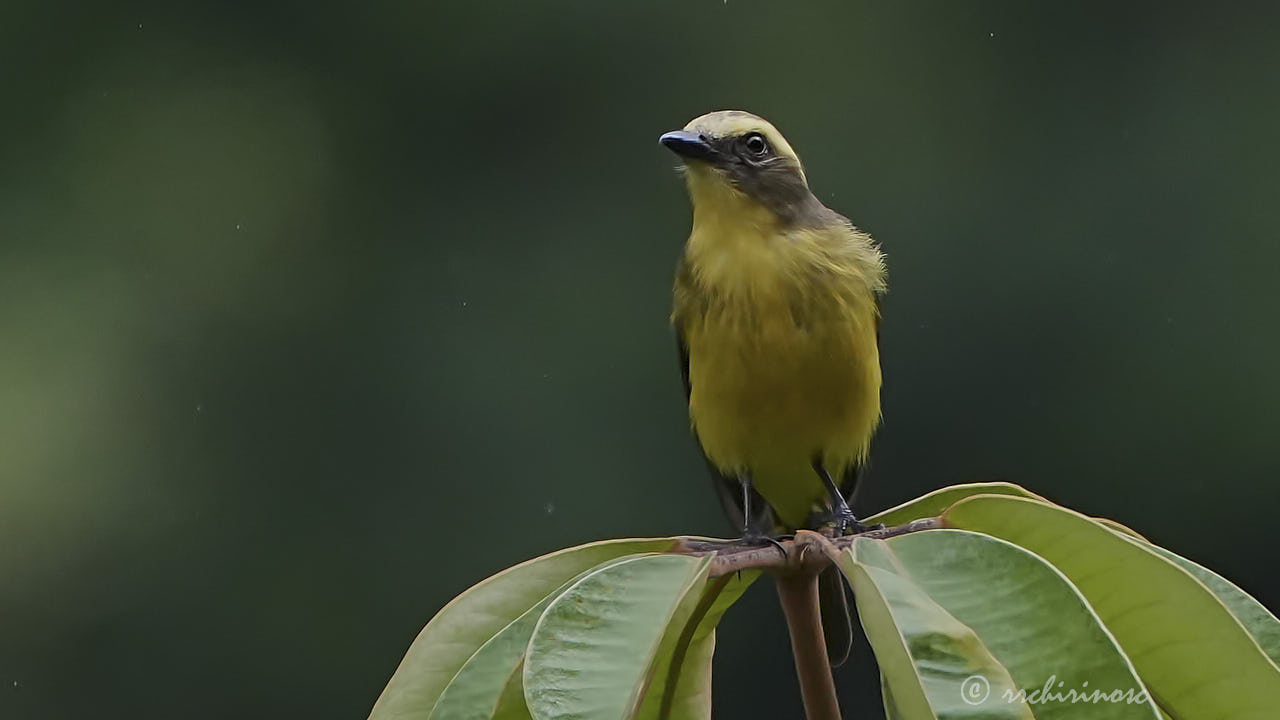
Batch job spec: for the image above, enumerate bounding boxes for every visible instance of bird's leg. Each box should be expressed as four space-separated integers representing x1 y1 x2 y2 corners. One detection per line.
681 474 786 558
738 473 755 535
811 459 875 536
736 473 787 557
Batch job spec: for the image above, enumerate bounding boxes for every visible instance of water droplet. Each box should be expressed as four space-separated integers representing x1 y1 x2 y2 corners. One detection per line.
196 404 204 413
988 32 995 38
234 223 241 231
544 502 555 515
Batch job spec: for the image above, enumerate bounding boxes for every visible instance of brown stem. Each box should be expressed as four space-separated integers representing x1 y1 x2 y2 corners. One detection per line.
776 540 842 720
672 517 942 577
665 522 942 720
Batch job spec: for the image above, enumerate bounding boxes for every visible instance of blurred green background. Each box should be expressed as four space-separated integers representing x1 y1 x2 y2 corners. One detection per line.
3 1 1278 718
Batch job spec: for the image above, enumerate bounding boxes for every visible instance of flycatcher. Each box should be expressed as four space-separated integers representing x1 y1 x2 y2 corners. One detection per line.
662 110 886 663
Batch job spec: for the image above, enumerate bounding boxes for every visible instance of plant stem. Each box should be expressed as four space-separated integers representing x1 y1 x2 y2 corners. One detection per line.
668 523 944 719
776 569 843 720
673 517 942 578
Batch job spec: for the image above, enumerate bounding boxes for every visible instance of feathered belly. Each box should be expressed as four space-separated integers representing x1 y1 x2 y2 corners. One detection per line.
686 303 881 527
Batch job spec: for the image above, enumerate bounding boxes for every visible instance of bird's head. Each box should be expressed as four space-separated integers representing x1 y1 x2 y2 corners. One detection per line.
660 110 815 224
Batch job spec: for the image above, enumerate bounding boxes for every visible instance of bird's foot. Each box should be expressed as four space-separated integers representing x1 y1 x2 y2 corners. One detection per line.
680 533 789 560
823 507 884 537
739 531 789 559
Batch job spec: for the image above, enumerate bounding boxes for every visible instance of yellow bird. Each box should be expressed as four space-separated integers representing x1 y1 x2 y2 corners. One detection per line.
661 111 886 663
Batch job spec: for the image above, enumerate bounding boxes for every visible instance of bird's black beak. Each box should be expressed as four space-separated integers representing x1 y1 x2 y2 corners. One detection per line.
659 130 717 162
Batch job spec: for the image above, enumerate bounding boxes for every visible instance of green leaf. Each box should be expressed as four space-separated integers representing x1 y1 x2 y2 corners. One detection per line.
867 529 1159 719
638 571 757 720
1124 536 1280 665
427 596 550 720
491 659 533 720
1093 517 1149 541
944 495 1280 719
866 482 1046 527
370 538 676 720
523 554 711 720
429 556 644 720
881 674 902 720
833 536 1034 720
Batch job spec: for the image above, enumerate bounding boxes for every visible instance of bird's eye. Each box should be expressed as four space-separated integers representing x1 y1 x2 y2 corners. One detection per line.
743 133 769 157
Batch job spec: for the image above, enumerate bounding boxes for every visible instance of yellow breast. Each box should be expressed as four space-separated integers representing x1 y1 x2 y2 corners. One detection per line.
675 207 884 528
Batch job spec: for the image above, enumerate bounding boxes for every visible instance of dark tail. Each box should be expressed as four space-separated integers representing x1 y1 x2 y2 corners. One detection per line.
818 564 853 667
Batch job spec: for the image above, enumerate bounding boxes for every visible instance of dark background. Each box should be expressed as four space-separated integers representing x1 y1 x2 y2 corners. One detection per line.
3 1 1278 718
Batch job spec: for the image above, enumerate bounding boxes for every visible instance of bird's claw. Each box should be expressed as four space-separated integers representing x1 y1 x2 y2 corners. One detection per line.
741 531 789 560
687 533 789 560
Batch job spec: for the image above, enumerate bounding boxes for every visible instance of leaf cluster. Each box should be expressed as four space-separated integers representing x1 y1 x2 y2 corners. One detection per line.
369 484 1280 720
